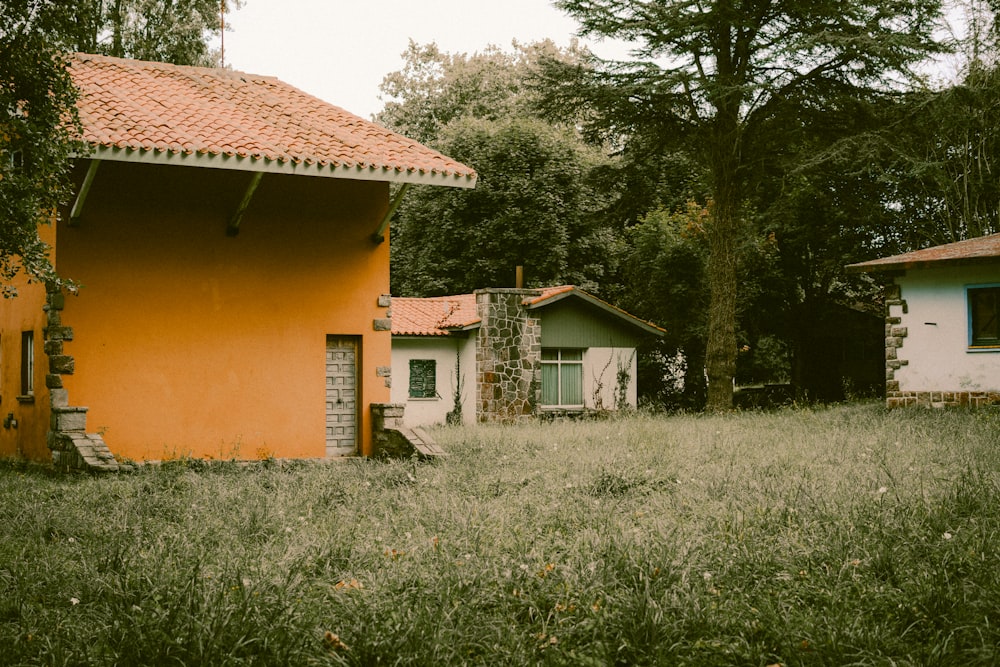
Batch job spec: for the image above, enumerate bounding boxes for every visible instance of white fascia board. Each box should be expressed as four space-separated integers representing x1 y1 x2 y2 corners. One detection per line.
78 145 477 189
527 290 665 337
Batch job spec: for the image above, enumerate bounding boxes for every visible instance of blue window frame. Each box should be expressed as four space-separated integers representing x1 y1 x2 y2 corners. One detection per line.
967 284 1000 349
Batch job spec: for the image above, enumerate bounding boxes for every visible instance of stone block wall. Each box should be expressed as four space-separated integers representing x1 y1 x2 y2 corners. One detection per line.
474 289 541 423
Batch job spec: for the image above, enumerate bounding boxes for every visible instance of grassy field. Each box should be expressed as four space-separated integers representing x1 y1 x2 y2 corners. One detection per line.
1 402 998 666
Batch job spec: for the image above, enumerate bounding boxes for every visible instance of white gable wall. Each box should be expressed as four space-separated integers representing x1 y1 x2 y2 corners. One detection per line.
581 347 639 410
894 263 1000 393
391 337 476 427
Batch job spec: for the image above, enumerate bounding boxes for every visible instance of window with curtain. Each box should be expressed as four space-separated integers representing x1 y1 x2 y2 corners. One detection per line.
541 349 583 407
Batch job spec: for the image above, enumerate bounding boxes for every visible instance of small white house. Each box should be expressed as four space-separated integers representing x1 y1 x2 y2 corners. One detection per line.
391 286 664 426
848 233 1000 408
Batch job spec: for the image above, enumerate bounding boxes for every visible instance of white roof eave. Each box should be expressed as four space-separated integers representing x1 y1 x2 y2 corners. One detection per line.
75 145 478 189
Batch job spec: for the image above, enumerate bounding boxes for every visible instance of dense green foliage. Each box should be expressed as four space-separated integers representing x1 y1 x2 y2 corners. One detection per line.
0 1 83 296
2 404 999 665
61 0 242 67
390 117 616 295
380 41 619 296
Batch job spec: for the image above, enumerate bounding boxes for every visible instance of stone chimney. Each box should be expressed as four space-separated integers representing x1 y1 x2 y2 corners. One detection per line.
474 288 541 422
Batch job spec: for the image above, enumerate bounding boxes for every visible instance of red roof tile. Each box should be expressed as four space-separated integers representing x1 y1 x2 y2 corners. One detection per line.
848 233 1000 272
392 286 664 337
68 53 476 186
392 294 479 336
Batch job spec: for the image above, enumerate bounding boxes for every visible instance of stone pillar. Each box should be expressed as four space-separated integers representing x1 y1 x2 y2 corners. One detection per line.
474 289 541 423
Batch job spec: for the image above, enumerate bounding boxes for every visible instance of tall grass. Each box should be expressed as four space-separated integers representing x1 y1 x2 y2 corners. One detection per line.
1 403 998 665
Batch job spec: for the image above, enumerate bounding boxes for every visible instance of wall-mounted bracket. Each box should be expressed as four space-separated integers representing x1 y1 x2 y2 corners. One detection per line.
371 183 410 244
69 159 102 226
226 172 264 236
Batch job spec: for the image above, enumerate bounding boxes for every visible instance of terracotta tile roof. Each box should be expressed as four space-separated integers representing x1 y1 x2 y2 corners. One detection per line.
392 294 480 336
848 233 1000 272
68 53 477 186
392 286 664 337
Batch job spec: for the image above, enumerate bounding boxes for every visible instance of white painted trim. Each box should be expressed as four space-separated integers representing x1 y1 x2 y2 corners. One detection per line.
74 145 477 189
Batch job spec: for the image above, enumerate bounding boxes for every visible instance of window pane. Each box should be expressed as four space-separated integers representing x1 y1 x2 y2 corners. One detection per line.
562 349 583 361
541 364 559 405
21 331 34 395
970 287 1000 346
561 363 583 405
541 349 558 361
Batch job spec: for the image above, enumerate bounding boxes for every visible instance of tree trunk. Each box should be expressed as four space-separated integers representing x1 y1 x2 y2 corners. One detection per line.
704 191 739 411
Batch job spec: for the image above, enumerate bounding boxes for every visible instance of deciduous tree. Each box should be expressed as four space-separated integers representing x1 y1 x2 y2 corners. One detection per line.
390 117 615 296
379 41 619 297
544 0 946 410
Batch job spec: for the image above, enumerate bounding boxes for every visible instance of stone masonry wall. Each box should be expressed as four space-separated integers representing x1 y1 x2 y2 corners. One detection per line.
43 282 120 472
475 289 541 423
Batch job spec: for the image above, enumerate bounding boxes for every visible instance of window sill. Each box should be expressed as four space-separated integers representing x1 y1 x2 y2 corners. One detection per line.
16 394 35 404
968 346 1000 352
407 397 440 402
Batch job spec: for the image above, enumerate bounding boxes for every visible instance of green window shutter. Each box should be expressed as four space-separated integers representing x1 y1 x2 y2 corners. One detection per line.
409 359 437 398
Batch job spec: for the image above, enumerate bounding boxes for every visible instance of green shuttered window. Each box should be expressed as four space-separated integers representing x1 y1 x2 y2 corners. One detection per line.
409 359 437 398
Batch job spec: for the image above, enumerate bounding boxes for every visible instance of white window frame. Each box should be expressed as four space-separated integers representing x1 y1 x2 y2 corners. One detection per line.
541 348 584 408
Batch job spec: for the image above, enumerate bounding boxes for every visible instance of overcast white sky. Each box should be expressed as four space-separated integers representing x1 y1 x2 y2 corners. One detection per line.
219 0 621 120
218 1 969 121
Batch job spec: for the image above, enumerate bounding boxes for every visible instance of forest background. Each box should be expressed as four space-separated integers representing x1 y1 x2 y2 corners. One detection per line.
3 0 1000 411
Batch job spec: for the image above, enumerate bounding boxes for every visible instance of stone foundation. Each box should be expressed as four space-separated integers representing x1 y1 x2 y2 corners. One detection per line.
887 391 1000 409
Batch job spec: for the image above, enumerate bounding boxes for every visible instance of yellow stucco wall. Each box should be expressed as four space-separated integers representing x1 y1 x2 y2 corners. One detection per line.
49 160 391 462
0 225 53 461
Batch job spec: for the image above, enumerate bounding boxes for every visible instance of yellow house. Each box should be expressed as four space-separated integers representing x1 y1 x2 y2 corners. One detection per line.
0 54 476 470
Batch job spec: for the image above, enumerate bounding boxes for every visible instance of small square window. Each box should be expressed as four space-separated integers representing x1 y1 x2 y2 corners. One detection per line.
968 286 1000 348
408 359 437 398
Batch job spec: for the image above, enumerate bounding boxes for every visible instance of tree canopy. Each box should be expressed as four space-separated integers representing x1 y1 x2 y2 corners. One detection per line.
62 0 243 66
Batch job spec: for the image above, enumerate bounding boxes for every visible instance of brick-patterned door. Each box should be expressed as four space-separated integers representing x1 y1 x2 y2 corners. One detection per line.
325 336 358 456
